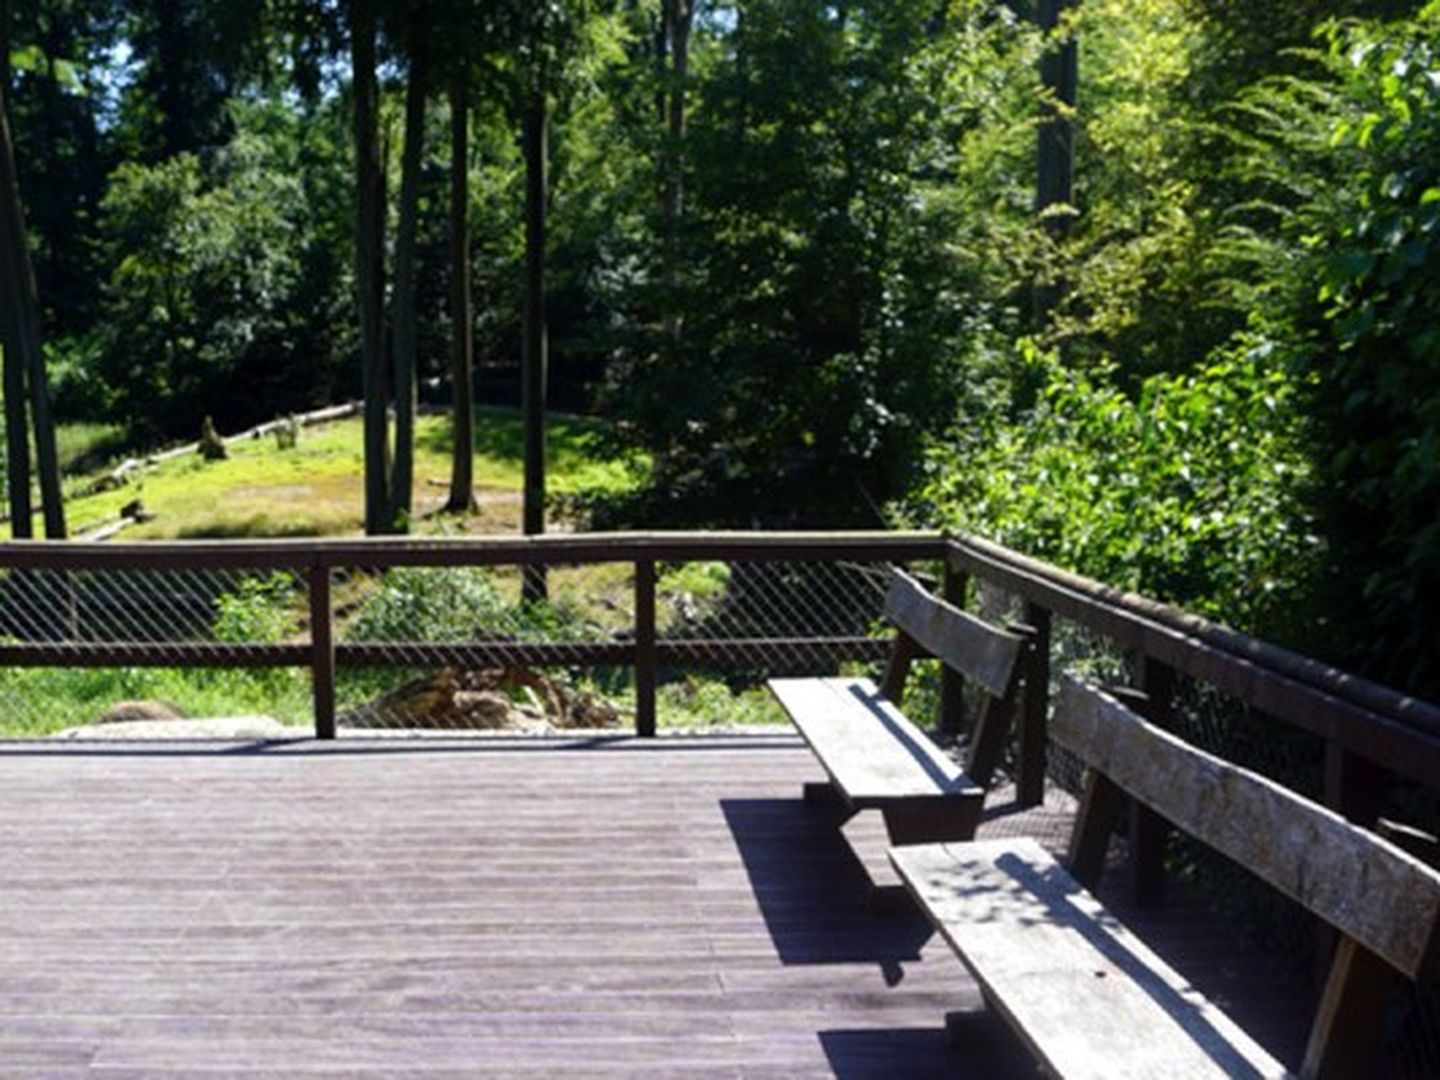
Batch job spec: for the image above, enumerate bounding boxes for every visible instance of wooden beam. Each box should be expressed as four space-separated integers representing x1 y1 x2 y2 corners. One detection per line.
0 531 948 572
309 564 335 740
938 566 969 735
1017 605 1051 807
634 559 657 738
1302 937 1395 1080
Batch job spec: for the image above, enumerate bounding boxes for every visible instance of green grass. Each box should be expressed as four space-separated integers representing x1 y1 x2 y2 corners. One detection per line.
53 408 646 540
55 422 129 476
0 666 312 739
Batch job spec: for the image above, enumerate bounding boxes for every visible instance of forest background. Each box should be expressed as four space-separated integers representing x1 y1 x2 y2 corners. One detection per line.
1 0 1437 702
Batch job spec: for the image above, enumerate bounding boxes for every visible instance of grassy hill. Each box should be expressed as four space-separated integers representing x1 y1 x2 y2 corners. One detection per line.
53 408 642 540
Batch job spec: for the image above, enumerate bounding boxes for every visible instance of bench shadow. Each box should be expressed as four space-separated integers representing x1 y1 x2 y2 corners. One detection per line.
818 1027 1034 1080
720 797 934 985
844 682 967 791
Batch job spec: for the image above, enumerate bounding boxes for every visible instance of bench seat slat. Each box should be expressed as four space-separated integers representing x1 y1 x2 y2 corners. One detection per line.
769 677 980 805
891 838 1289 1080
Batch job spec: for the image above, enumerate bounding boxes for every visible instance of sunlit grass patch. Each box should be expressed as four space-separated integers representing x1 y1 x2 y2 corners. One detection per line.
53 409 646 540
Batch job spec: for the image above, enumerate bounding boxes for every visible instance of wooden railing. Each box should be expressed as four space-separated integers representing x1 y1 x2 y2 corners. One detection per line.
1 529 1437 843
0 532 940 739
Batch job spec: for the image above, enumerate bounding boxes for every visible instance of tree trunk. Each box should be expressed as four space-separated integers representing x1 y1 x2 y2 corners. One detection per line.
1 1 28 538
1 0 10 98
446 68 477 514
27 18 65 539
521 80 548 602
662 0 694 345
351 0 390 535
0 54 64 539
1033 0 1079 330
389 38 427 530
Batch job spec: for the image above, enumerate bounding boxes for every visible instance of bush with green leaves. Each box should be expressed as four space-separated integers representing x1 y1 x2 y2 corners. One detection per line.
1218 4 1440 692
347 566 601 645
914 343 1319 636
212 573 302 645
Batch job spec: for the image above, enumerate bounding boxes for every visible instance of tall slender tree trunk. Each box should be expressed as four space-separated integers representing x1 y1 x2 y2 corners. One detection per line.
351 0 390 535
661 0 694 346
521 80 548 602
0 0 9 94
1033 0 1079 331
0 48 63 539
390 39 428 530
447 68 477 514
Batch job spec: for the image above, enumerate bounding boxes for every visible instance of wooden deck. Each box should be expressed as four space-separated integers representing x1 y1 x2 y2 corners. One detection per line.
0 735 1311 1077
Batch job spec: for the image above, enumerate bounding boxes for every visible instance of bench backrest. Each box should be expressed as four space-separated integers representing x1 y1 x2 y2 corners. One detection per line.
1054 678 1440 979
883 569 1023 699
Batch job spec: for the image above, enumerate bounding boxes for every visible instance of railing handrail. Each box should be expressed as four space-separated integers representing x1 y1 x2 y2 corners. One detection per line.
0 530 949 570
950 533 1440 737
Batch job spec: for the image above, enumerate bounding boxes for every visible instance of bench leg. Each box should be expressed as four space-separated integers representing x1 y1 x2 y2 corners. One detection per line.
803 781 858 826
882 797 983 846
862 883 912 914
944 1009 1007 1053
802 780 845 809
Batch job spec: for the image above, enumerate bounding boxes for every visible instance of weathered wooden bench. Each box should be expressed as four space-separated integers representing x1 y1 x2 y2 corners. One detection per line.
892 677 1440 1079
768 568 1026 848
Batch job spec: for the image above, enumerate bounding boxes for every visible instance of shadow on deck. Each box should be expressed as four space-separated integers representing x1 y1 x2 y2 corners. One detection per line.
0 735 1308 1077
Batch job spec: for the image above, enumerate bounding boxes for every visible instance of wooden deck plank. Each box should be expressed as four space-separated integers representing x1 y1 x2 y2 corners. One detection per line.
0 736 1309 1076
0 737 1020 1078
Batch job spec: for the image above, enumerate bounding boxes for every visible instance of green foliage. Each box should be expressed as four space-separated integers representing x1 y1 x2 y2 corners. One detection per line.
348 566 508 643
597 1 1042 526
348 564 601 645
916 344 1319 632
1216 5 1440 691
94 100 352 441
213 573 301 645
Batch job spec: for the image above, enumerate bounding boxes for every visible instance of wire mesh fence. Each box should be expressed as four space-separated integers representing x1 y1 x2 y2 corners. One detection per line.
0 547 911 740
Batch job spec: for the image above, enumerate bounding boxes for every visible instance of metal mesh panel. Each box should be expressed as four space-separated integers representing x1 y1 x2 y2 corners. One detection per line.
331 562 630 734
0 555 910 739
0 565 312 739
654 558 897 730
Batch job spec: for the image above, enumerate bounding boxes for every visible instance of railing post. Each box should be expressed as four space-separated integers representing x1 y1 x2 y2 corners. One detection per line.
1318 741 1388 987
939 565 968 736
1017 603 1051 807
1324 743 1385 828
310 563 336 740
1130 656 1174 908
635 559 657 738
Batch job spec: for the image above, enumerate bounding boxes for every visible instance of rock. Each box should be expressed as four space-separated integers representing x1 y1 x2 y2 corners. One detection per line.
54 715 294 740
120 498 155 522
199 416 228 460
97 699 186 724
274 415 301 450
90 470 128 494
563 691 621 729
